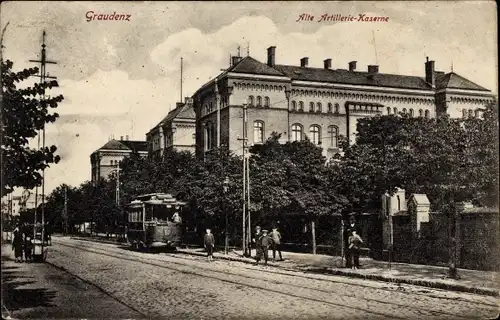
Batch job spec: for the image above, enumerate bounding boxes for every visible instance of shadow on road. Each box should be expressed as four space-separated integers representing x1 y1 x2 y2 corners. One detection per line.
1 255 56 312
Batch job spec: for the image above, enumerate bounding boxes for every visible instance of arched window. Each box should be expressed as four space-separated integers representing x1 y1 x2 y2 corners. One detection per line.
253 121 264 144
264 96 270 107
328 103 333 113
409 109 414 117
257 96 262 107
327 125 339 148
309 102 315 112
474 109 480 118
204 124 211 151
397 195 401 211
334 103 340 113
291 124 303 142
402 108 407 114
462 109 467 118
298 101 304 112
393 107 398 115
468 109 473 118
291 101 297 111
316 102 322 113
248 96 254 106
424 110 430 118
210 102 214 113
419 109 424 117
309 125 321 145
387 107 391 115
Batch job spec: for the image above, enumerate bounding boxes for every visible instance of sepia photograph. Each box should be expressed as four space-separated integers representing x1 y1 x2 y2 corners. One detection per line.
1 1 498 319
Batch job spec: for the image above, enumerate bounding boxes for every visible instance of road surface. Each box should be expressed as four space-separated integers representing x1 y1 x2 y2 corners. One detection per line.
3 237 499 319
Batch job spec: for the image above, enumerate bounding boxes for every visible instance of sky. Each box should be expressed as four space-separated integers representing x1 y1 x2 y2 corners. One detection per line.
1 1 497 196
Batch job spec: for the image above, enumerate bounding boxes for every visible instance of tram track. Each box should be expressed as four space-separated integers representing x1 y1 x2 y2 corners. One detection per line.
53 239 497 319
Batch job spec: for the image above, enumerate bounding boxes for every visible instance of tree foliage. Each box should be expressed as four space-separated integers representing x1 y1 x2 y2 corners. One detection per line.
1 59 63 194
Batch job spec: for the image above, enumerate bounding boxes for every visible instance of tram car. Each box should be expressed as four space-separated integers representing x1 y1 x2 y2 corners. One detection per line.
126 193 186 250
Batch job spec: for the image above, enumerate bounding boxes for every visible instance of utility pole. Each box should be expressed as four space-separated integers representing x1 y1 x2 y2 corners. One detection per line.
115 162 120 206
29 30 57 245
215 77 220 148
237 103 249 256
180 57 183 103
63 185 68 235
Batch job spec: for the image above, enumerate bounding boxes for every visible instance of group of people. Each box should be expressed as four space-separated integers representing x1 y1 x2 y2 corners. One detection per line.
12 226 34 263
253 226 283 265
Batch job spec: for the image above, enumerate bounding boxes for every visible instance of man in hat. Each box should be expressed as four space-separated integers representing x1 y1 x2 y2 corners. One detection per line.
343 214 362 268
252 226 262 258
270 227 283 261
256 230 271 265
204 228 215 262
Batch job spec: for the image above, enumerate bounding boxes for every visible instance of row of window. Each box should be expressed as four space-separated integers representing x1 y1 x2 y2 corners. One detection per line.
291 101 341 113
462 109 481 118
248 96 270 107
387 107 431 118
110 160 121 166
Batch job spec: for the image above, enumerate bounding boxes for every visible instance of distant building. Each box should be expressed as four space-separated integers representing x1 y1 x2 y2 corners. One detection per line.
1 191 43 216
191 47 494 160
90 137 148 183
146 97 196 159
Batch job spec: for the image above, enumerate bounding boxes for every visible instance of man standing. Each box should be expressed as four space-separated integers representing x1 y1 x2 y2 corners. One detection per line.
348 230 364 270
252 226 262 258
343 214 361 268
270 227 283 261
257 230 271 265
204 228 215 262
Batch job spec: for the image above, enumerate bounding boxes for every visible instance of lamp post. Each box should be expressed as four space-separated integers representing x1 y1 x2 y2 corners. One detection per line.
223 176 229 254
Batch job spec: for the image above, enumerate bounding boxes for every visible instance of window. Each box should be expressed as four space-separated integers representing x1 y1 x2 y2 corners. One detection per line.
204 125 210 151
397 195 401 211
393 107 398 115
110 160 114 165
291 124 303 141
327 125 339 148
409 109 414 117
298 101 304 112
248 96 254 106
257 96 262 107
474 109 480 118
334 103 339 113
253 121 264 144
419 109 424 117
316 102 322 113
462 109 467 118
425 110 430 118
210 102 214 113
291 101 297 111
468 109 473 118
328 103 333 113
210 123 216 149
402 108 407 114
309 102 315 112
387 107 391 114
264 97 270 107
309 125 321 145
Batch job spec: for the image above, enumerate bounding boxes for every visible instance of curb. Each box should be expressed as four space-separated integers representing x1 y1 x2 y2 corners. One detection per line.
176 249 499 297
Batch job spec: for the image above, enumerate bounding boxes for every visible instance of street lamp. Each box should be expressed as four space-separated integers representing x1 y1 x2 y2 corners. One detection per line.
223 176 229 255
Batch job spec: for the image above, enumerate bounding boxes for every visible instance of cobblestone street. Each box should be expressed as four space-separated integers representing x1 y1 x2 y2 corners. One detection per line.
3 237 498 319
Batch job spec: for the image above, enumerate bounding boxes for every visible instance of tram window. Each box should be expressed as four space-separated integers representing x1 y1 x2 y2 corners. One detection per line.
153 206 170 222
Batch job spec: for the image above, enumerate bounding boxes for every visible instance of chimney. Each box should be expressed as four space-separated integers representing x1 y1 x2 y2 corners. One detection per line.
126 135 129 140
120 136 123 140
348 61 357 71
300 57 309 67
267 46 276 67
368 65 379 73
425 57 436 87
324 58 332 69
232 56 242 66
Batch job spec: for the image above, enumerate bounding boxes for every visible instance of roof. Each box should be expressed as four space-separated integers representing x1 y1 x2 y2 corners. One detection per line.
228 56 285 76
151 101 195 131
96 139 147 153
274 65 433 90
408 194 431 206
436 72 490 91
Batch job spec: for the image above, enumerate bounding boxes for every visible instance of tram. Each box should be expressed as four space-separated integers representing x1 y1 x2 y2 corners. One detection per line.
126 193 186 250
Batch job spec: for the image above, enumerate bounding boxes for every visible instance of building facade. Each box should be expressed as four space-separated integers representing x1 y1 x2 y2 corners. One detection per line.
192 47 494 159
90 137 148 183
146 98 196 159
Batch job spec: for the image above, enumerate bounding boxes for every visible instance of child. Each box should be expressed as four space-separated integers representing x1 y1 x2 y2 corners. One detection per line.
204 229 215 262
348 230 363 270
24 235 33 263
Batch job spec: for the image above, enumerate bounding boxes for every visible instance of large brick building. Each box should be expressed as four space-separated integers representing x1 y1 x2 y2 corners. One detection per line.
146 98 196 159
192 46 494 159
90 137 148 183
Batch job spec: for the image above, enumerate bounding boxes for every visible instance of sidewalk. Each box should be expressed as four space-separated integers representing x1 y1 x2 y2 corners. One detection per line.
176 247 500 297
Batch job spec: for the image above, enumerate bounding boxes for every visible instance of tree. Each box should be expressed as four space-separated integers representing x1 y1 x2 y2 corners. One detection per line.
1 59 63 194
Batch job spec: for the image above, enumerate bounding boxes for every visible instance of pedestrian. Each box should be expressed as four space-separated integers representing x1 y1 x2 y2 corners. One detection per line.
270 227 283 261
343 214 361 268
259 230 271 265
12 227 23 263
252 226 262 258
348 230 363 270
204 228 215 262
24 235 33 263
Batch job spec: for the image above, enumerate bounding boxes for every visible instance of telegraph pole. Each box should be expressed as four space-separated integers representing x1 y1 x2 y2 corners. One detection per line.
237 103 249 256
115 162 120 206
63 185 68 235
29 30 58 245
215 77 220 148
